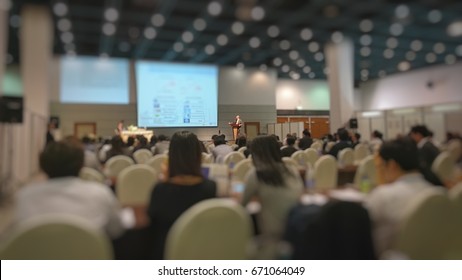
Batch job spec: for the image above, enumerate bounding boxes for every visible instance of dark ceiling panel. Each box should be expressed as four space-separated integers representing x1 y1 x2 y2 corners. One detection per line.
5 0 462 84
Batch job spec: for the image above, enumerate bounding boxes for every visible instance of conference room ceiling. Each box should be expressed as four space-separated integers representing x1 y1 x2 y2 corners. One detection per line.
7 0 462 83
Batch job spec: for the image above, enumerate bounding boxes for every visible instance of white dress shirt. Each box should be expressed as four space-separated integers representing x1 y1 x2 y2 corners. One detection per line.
364 173 432 257
15 177 125 238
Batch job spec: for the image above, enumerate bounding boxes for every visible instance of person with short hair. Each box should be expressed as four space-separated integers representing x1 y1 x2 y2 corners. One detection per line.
147 131 217 259
365 138 433 257
211 135 233 163
281 136 298 157
298 129 313 151
14 138 124 239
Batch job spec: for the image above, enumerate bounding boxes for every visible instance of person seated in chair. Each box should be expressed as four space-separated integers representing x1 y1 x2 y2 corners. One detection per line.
14 137 125 239
147 131 217 259
281 136 298 157
328 128 352 158
365 138 433 257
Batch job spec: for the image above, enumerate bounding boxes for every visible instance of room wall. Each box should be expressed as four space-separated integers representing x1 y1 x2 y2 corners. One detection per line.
50 58 277 140
359 62 462 111
275 79 330 110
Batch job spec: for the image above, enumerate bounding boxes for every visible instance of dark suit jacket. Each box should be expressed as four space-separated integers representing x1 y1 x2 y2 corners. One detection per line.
418 141 443 186
281 146 298 157
328 141 352 159
298 136 314 150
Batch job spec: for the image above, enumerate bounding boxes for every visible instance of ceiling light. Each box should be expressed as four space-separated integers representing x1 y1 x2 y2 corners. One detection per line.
9 15 20 28
308 72 315 78
389 23 404 36
378 70 386 78
279 40 290 50
173 42 184 52
410 40 423 51
406 51 416 61
296 59 306 67
395 5 410 19
57 18 71 32
447 21 462 37
456 45 462 56
433 43 446 54
118 42 130 52
193 18 206 31
216 34 228 46
208 1 222 16
359 19 373 32
314 52 324 61
53 2 68 17
361 111 382 117
144 27 156 39
300 28 313 41
267 25 280 38
249 37 261 48
398 61 411 71
302 66 311 73
64 43 75 52
251 6 265 21
273 57 282 66
360 34 372 46
289 50 299 60
104 8 119 22
151 14 165 27
236 62 244 70
386 37 398 49
182 31 194 43
290 72 301 80
428 10 442 23
231 21 245 35
383 49 394 59
361 69 369 77
360 46 371 57
259 64 268 71
445 54 456 64
392 108 416 115
205 44 215 55
432 104 461 112
308 41 319 52
60 32 74 43
323 67 330 75
102 22 116 36
281 65 290 73
331 31 343 43
425 53 437 63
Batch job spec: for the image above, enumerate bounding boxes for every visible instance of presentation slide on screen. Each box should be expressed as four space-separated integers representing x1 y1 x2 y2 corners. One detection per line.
136 61 218 127
60 56 129 104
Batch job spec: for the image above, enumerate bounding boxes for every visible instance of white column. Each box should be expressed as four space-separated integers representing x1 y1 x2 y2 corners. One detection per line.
325 39 355 133
9 5 53 183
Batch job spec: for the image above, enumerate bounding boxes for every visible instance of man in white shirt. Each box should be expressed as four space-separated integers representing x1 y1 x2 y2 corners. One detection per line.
364 138 432 257
212 135 233 164
15 138 125 239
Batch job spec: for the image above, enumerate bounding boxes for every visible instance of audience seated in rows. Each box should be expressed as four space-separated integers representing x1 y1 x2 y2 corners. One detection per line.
14 137 125 239
147 131 217 259
365 137 434 257
242 135 304 257
369 130 384 152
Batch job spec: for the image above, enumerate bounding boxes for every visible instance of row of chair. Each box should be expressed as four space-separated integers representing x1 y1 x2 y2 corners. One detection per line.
0 198 252 260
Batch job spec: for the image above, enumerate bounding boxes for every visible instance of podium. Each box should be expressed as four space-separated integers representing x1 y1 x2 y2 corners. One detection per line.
229 123 241 141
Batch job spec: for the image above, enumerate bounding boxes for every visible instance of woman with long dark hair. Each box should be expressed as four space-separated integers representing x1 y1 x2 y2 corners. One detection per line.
242 135 303 241
147 131 217 259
